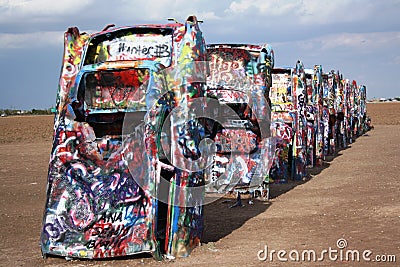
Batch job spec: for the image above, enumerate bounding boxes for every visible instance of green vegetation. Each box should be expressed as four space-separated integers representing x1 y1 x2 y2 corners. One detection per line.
0 108 55 116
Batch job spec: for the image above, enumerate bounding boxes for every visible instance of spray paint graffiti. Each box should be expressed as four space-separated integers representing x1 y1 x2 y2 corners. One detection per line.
269 61 308 182
312 65 325 166
304 68 316 167
270 67 294 182
270 62 371 182
291 61 307 180
41 15 372 263
41 16 208 260
204 44 274 196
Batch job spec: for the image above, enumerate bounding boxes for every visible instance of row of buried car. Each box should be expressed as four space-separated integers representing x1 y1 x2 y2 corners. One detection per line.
269 63 369 183
40 15 370 261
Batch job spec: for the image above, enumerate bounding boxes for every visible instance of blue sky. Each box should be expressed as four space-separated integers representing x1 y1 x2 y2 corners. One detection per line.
0 0 399 109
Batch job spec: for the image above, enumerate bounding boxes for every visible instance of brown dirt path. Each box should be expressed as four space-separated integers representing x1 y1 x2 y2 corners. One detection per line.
0 105 399 266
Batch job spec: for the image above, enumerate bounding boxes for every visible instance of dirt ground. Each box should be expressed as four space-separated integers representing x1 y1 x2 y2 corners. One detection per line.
0 103 399 266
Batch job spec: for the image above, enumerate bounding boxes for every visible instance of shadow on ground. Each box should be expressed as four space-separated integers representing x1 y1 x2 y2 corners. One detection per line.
201 143 357 244
202 194 271 243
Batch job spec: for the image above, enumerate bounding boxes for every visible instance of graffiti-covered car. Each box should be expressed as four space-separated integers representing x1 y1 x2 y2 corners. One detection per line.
270 62 308 182
203 44 274 198
41 16 208 260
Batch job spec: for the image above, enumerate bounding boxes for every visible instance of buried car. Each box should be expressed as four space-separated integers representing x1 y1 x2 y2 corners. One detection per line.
41 16 208 260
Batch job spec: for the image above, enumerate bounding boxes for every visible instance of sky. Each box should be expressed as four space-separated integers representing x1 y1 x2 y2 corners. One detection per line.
0 0 399 109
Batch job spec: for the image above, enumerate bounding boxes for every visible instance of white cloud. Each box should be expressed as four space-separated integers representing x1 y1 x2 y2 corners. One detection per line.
111 0 223 23
197 11 221 21
392 55 400 65
274 31 400 53
0 0 398 107
226 0 373 25
227 0 298 16
320 32 400 50
0 0 94 20
298 0 375 25
0 31 64 49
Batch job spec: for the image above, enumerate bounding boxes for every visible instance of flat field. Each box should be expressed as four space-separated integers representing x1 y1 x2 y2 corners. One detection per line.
0 103 399 266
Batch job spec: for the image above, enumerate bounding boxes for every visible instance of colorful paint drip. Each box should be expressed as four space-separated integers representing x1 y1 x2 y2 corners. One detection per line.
41 15 208 260
204 44 275 196
41 14 371 263
270 61 308 182
270 61 369 184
